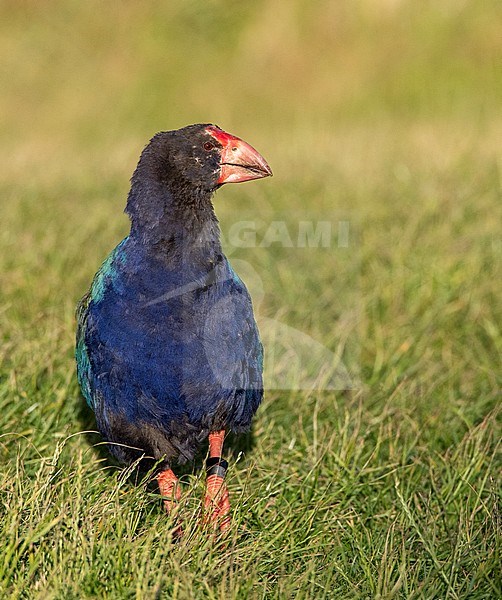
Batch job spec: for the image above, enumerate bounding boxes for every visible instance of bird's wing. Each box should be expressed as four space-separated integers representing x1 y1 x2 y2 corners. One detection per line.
75 236 129 410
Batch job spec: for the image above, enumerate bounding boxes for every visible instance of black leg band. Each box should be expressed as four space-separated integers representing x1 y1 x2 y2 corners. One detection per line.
206 457 228 479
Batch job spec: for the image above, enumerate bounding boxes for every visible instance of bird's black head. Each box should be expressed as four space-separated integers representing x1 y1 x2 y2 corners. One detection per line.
131 123 272 194
126 124 272 247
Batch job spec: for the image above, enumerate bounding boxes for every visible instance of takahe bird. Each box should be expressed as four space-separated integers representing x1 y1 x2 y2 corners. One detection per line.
76 124 272 532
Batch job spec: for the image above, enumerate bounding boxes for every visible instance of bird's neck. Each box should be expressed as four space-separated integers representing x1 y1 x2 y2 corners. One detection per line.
126 179 223 265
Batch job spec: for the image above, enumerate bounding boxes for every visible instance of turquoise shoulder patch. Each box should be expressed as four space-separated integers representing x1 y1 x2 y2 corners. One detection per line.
75 291 94 408
90 236 129 302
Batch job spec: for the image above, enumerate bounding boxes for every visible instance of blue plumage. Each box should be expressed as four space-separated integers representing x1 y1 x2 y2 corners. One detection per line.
76 124 270 468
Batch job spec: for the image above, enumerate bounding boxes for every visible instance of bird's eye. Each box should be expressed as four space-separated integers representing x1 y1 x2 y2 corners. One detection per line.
204 141 214 151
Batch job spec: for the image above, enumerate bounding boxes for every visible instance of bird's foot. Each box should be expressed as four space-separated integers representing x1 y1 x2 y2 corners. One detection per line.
203 431 231 532
157 468 183 537
203 457 231 532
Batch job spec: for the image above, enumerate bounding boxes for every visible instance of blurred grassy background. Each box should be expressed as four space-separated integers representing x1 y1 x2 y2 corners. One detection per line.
0 1 501 598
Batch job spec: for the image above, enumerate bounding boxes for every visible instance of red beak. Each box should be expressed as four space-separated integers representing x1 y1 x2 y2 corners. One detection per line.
206 126 273 185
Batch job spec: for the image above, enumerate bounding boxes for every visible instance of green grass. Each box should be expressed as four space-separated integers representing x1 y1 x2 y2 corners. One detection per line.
0 1 500 598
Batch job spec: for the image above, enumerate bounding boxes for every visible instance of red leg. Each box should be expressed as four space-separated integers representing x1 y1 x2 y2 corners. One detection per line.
203 430 231 532
157 468 183 535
